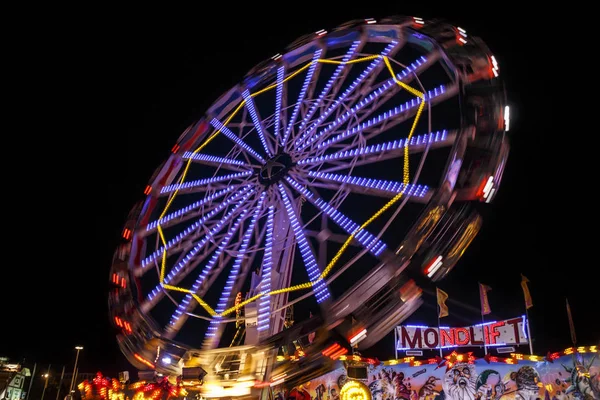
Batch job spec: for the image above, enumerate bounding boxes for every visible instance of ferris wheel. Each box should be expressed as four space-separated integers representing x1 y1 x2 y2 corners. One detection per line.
108 15 509 382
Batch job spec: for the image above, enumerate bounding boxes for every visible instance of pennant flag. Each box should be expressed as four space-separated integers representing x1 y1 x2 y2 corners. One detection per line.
437 288 449 318
521 274 533 309
479 283 492 315
566 298 577 345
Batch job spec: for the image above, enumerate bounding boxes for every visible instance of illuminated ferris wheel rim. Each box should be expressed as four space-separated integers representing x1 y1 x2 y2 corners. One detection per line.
111 15 509 363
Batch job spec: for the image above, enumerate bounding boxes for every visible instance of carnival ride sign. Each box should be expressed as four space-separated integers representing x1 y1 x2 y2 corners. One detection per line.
396 316 529 350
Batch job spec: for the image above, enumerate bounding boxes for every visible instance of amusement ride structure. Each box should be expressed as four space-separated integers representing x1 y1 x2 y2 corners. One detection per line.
108 15 510 398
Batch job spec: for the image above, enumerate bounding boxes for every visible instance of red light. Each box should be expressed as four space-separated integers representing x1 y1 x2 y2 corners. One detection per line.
144 185 152 195
425 257 441 274
322 343 341 357
114 316 123 327
133 353 155 369
121 277 126 288
475 176 490 198
122 228 132 240
171 144 180 153
330 347 348 360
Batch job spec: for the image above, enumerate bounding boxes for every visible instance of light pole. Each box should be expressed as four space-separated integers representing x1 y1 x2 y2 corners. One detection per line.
67 346 83 399
40 365 51 400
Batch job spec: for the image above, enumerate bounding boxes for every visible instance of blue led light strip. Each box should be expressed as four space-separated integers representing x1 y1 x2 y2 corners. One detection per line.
307 171 429 197
294 41 361 142
281 49 323 147
210 118 266 164
297 56 427 151
274 66 285 139
243 89 272 157
142 186 252 268
146 189 255 302
299 42 398 143
277 183 330 303
146 186 236 231
285 177 387 256
182 152 248 167
168 208 250 327
298 130 448 166
204 193 267 345
257 205 275 332
317 85 445 150
160 171 252 194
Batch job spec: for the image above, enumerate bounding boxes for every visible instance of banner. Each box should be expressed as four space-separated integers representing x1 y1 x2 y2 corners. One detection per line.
396 316 529 350
479 283 492 315
520 274 533 309
437 288 449 318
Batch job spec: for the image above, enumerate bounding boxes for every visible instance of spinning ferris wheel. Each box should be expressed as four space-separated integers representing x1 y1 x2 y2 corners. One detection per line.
109 15 509 387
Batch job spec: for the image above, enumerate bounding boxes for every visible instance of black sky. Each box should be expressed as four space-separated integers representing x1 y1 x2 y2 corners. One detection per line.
3 5 597 376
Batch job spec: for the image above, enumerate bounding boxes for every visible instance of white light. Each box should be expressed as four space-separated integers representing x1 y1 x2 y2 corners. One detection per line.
459 37 467 44
457 26 466 33
316 29 327 36
161 356 171 365
426 256 443 277
485 188 496 203
366 18 376 24
272 53 282 60
483 176 494 198
492 69 499 77
504 106 510 131
270 378 285 387
350 328 368 345
75 346 83 350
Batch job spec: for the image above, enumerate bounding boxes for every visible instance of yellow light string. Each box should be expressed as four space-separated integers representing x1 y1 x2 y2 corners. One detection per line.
152 51 426 319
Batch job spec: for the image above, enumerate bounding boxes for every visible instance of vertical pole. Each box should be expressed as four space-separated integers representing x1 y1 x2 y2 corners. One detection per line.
68 348 81 398
437 305 443 358
394 327 398 360
41 364 51 400
481 313 488 355
55 366 65 400
525 308 534 354
25 363 37 400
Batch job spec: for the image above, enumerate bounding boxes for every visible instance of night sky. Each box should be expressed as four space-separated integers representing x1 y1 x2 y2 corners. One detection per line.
3 6 596 377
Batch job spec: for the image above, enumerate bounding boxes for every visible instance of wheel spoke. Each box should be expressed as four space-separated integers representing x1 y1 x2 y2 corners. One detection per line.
257 205 275 333
299 129 453 168
316 84 450 151
277 183 330 303
183 152 252 169
243 89 273 157
210 118 266 164
273 66 285 141
281 49 323 147
296 54 431 151
166 204 252 337
285 176 387 257
294 41 361 142
159 171 253 195
142 186 236 236
297 41 399 145
141 186 253 269
307 170 429 199
203 192 267 349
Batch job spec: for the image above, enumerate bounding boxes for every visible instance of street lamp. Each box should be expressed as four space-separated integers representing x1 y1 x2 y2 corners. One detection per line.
41 369 50 400
67 346 83 399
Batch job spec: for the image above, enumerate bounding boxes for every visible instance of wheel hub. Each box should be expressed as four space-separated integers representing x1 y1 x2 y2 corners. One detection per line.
258 153 294 185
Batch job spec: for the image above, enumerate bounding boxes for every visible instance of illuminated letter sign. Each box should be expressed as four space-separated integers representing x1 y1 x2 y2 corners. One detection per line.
396 316 529 350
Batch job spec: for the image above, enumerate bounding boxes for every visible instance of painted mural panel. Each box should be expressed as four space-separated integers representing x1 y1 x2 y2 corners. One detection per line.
277 353 599 400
